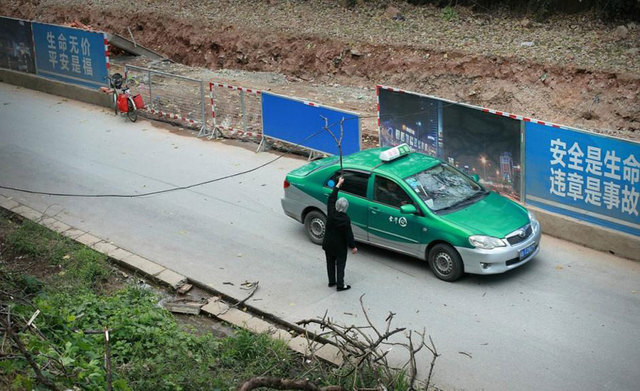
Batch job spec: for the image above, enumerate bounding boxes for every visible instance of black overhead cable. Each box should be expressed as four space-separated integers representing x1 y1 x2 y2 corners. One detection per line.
0 124 330 198
0 106 444 199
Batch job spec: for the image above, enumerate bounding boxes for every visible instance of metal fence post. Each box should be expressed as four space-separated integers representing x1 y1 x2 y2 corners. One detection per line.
148 69 153 111
256 91 266 153
240 90 247 133
198 80 206 137
209 83 217 140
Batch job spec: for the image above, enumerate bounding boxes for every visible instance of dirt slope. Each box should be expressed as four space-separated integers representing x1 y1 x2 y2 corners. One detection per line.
6 0 640 140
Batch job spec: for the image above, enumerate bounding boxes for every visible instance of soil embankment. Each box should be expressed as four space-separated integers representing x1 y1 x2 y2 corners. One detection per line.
6 0 639 140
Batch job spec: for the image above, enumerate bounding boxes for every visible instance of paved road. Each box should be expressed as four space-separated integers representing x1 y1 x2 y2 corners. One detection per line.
1 83 639 391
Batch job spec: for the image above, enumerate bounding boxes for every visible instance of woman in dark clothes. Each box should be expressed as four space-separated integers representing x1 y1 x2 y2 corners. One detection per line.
322 176 357 291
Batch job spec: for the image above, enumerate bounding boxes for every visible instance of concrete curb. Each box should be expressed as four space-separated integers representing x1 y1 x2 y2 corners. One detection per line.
529 206 640 262
1 68 637 262
0 194 344 367
0 69 111 109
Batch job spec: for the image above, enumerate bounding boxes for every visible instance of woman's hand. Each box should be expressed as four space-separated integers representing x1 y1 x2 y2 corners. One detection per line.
337 177 345 188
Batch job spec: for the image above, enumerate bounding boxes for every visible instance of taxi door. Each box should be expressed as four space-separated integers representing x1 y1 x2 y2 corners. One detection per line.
367 175 424 256
324 170 371 242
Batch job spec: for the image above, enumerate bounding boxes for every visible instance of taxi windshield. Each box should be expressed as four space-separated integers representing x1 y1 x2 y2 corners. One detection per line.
404 164 485 212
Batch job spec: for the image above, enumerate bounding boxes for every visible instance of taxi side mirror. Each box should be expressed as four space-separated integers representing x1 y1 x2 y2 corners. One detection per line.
400 204 417 214
472 174 480 182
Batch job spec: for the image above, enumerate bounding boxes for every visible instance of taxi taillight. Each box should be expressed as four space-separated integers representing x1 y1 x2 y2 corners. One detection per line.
283 179 290 189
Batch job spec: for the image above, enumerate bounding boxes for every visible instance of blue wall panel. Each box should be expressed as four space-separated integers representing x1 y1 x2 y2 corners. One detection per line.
32 22 107 89
525 122 640 236
261 92 360 156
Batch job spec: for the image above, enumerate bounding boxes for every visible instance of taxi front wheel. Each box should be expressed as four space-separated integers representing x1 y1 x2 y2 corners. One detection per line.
304 210 326 245
428 244 464 282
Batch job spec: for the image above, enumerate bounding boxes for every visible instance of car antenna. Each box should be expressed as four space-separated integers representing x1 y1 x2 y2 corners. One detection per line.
321 116 345 176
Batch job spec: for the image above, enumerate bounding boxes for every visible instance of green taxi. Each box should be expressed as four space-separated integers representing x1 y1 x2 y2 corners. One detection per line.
281 144 541 281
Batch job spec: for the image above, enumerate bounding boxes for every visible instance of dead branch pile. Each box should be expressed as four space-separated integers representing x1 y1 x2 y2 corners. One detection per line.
238 294 439 391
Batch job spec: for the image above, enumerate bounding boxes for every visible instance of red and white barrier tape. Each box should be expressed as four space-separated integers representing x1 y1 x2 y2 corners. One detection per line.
481 108 562 128
378 85 405 93
210 82 262 95
217 125 262 139
376 85 380 127
148 108 200 126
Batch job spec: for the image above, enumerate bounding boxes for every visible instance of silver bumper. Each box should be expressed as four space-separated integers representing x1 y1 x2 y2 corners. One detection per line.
281 185 326 224
456 221 542 275
281 197 304 223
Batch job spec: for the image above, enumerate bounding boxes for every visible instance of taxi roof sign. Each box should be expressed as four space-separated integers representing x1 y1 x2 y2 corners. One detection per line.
380 144 411 162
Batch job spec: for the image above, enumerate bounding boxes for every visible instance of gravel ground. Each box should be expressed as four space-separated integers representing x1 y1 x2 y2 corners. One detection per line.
180 0 640 76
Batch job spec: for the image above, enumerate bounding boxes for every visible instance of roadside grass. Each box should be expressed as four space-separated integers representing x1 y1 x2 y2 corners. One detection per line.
0 213 398 390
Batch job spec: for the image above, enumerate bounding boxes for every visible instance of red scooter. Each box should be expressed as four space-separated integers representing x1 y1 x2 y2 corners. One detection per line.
106 72 144 122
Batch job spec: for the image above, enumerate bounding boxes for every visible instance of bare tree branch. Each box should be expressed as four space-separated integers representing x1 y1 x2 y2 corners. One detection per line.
215 281 259 316
295 296 438 391
237 376 346 391
0 314 60 391
235 281 259 308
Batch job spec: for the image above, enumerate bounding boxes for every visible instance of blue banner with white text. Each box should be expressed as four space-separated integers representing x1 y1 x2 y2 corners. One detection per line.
525 122 640 236
32 22 107 89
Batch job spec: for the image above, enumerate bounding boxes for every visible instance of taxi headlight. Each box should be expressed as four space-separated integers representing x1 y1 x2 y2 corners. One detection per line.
469 235 506 250
528 211 539 231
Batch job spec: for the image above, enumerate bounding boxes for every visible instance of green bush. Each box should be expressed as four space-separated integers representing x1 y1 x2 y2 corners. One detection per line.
7 284 298 390
56 247 112 292
441 5 459 21
5 220 68 261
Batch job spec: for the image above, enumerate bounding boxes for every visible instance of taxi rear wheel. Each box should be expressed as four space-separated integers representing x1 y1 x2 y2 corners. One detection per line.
304 210 326 245
428 244 464 282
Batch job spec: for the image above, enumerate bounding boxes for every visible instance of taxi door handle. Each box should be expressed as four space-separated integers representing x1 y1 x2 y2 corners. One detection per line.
370 206 379 215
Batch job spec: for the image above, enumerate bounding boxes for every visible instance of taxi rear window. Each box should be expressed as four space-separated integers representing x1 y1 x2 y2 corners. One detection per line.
326 170 369 197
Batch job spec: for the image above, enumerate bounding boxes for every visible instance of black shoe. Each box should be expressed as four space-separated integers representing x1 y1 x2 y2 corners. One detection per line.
328 282 336 287
337 285 351 291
